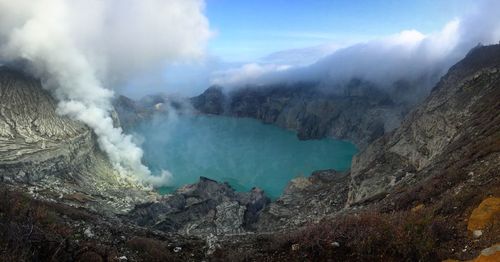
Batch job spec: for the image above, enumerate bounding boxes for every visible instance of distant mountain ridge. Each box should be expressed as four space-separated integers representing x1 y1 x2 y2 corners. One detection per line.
191 79 413 149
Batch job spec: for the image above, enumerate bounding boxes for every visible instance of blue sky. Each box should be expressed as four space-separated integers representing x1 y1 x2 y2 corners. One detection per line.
206 0 473 62
124 0 487 97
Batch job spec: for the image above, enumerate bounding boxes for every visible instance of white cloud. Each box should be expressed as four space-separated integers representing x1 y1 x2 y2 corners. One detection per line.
211 63 292 87
0 0 211 186
260 43 345 66
210 0 500 94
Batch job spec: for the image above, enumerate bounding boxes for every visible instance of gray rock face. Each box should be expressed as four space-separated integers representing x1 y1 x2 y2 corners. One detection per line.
191 80 407 149
348 44 500 205
190 86 226 115
113 95 152 131
0 66 153 214
214 201 246 235
256 170 350 232
0 68 87 165
128 177 270 236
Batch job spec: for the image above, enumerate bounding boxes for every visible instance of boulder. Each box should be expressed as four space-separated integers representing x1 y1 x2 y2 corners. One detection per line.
467 197 500 232
128 177 270 236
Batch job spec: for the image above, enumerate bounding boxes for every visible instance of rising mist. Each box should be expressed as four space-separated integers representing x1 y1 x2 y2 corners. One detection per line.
0 0 211 186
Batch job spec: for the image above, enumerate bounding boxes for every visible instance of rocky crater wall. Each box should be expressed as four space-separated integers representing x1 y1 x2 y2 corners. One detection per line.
0 67 153 214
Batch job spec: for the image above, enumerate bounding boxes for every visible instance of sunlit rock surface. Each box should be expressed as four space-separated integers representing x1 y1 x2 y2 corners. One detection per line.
467 197 500 232
128 177 270 236
0 66 153 214
348 45 500 205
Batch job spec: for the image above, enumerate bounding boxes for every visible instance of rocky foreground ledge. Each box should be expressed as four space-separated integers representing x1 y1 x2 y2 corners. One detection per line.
127 177 270 236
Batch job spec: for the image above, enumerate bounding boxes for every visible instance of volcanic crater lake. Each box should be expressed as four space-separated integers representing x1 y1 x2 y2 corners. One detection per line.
136 114 358 198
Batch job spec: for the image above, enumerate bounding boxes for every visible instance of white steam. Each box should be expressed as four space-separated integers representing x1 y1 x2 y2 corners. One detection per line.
0 0 211 186
212 0 500 91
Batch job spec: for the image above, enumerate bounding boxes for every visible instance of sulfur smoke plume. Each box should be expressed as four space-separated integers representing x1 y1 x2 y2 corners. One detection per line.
0 0 211 186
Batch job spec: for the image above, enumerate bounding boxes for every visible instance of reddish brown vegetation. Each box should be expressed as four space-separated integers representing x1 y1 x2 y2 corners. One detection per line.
267 210 452 262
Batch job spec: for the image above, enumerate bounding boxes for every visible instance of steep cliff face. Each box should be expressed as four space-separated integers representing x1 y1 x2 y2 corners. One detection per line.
113 95 154 131
0 68 88 165
192 80 408 149
348 44 500 205
0 67 153 214
190 86 226 115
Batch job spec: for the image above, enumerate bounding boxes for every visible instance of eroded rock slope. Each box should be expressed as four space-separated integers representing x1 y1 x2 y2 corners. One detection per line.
0 67 153 214
348 44 500 205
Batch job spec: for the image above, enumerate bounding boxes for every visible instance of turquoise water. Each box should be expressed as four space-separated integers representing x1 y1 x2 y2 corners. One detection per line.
136 114 357 198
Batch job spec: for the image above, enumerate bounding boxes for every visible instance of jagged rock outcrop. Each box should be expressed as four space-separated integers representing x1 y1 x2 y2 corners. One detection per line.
347 44 500 205
191 80 408 149
0 66 153 214
190 86 226 115
256 169 350 232
113 95 153 131
128 177 270 236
